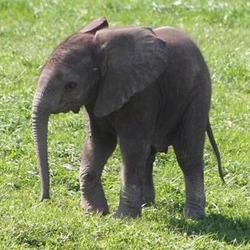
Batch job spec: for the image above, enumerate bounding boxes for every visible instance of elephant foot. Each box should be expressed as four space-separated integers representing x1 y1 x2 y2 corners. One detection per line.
114 205 141 219
183 202 206 219
114 185 142 219
80 182 109 215
81 197 109 215
141 187 155 207
114 209 141 219
80 172 109 215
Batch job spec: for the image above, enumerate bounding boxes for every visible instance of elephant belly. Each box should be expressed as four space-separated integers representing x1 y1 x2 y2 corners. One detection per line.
152 143 169 153
152 132 172 153
152 110 181 153
152 123 175 153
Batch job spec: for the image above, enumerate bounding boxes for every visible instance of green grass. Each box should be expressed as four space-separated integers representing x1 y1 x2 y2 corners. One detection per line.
1 0 249 249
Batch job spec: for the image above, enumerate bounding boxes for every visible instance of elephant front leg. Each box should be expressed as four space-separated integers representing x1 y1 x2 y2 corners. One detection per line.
115 140 150 218
142 150 156 206
80 134 117 215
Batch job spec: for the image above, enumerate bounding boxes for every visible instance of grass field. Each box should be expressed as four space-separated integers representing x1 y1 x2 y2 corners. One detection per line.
0 0 249 249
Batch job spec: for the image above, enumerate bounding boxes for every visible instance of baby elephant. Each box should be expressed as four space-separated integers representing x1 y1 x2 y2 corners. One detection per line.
32 17 224 219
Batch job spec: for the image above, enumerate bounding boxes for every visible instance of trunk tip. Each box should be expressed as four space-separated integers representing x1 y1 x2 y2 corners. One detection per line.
40 193 51 202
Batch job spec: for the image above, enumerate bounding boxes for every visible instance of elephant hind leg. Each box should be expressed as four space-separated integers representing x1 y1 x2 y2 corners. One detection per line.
174 138 206 219
173 105 208 219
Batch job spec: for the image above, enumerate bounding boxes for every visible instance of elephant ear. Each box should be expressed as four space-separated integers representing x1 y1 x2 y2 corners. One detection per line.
93 27 168 117
79 17 108 34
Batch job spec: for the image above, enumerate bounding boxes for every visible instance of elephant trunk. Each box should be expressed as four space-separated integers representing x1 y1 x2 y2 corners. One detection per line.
32 88 51 201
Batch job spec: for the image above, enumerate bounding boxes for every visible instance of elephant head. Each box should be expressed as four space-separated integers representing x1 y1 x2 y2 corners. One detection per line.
32 17 109 200
32 17 168 201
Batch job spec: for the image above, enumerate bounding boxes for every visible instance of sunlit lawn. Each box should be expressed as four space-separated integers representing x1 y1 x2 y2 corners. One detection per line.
0 0 249 249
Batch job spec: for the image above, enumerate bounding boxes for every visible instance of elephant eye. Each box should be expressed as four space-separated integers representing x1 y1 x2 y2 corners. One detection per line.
65 81 77 90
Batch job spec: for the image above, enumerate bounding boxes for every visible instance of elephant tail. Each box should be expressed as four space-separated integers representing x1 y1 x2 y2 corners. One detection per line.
206 120 226 183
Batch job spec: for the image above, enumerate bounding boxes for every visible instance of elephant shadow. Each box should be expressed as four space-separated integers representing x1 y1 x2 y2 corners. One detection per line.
168 212 250 245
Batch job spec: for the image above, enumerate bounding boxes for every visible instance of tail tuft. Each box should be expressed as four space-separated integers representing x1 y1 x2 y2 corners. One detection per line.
206 120 226 183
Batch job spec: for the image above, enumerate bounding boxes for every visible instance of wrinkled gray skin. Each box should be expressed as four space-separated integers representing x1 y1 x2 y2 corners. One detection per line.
32 17 224 219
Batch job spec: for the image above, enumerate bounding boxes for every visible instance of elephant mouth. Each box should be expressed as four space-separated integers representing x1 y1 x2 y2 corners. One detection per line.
72 107 80 114
52 103 81 114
